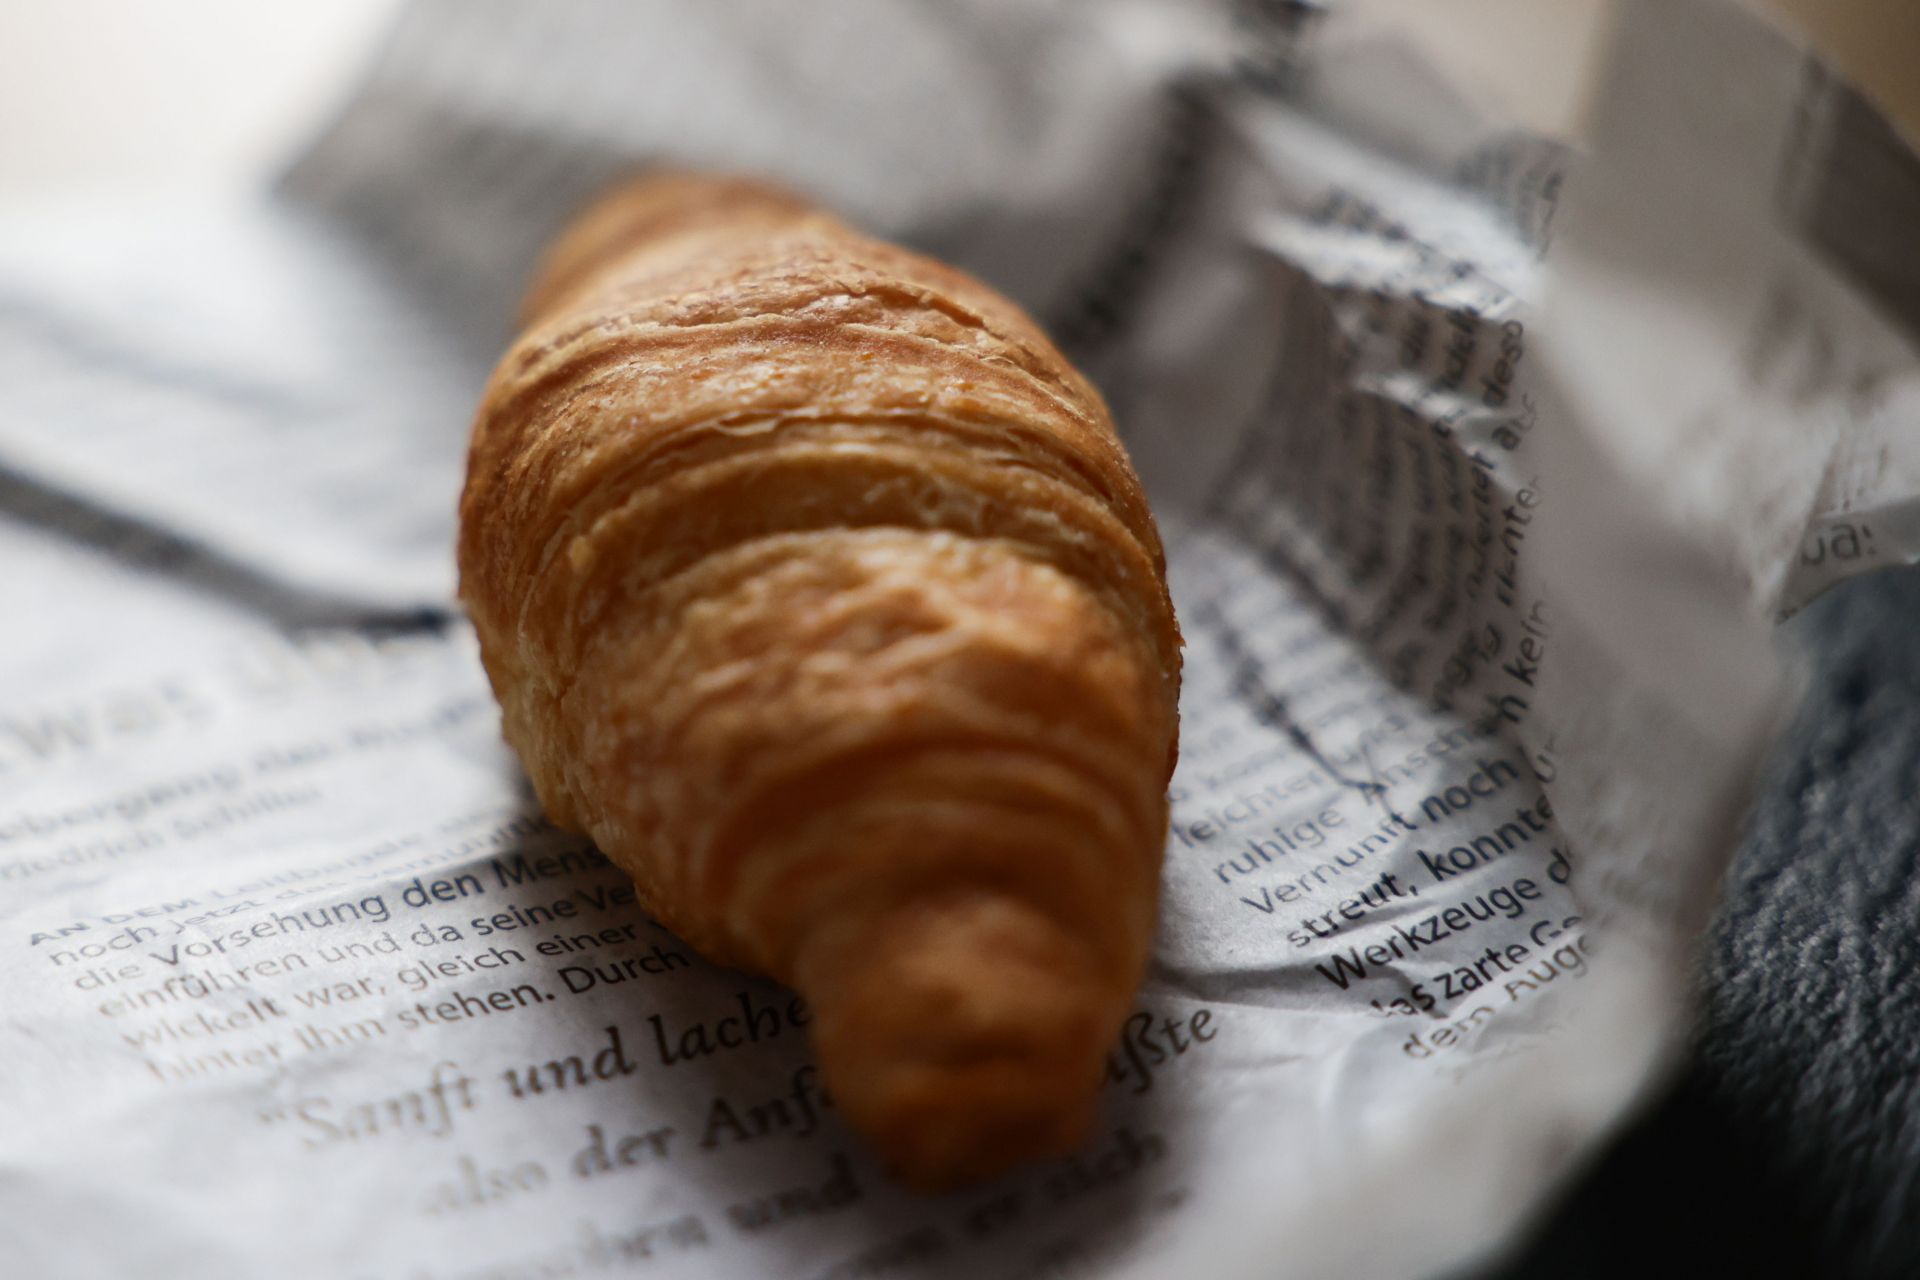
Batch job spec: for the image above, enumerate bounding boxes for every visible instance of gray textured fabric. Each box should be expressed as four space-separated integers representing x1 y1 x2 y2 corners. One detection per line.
1488 565 1920 1278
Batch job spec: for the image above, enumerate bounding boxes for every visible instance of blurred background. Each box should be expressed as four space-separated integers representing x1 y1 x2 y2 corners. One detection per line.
0 1 1601 197
3 1 1914 200
0 1 394 198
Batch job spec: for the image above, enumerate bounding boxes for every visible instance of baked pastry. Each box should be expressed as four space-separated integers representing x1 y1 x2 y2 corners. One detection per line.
458 173 1181 1188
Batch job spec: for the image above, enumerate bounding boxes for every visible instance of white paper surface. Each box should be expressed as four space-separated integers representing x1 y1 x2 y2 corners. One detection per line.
3 2 1916 1277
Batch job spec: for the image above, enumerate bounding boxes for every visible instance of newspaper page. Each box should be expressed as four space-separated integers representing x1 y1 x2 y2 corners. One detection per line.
2 2 1916 1277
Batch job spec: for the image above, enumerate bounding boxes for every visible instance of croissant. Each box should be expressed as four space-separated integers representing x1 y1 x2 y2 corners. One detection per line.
458 173 1181 1188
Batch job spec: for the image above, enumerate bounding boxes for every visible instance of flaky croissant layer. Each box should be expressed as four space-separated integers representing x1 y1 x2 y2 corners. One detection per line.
458 173 1181 1188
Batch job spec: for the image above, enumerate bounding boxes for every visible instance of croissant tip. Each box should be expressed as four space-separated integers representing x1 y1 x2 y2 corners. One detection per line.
793 891 1129 1191
872 1072 1102 1194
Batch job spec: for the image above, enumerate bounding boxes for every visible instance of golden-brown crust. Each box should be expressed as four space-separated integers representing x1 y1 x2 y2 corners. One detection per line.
458 173 1181 1188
